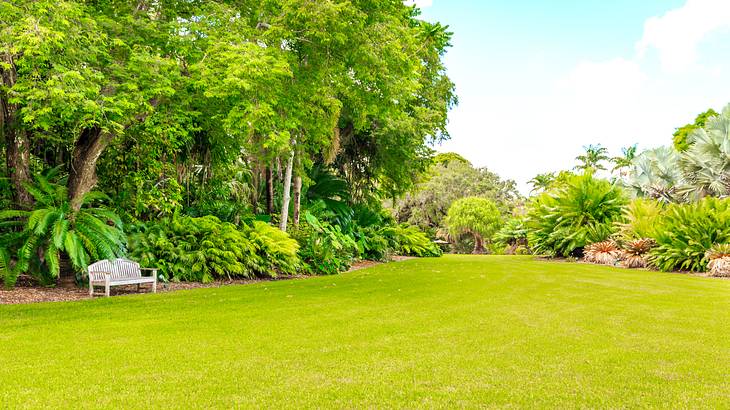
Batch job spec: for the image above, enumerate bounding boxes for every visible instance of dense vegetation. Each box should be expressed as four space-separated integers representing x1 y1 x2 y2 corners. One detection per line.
0 0 454 287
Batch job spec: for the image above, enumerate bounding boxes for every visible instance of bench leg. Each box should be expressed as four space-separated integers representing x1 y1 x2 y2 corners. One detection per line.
152 280 157 293
89 283 94 297
105 283 111 297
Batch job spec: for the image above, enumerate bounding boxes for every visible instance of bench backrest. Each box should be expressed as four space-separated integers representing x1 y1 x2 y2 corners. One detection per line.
88 258 142 282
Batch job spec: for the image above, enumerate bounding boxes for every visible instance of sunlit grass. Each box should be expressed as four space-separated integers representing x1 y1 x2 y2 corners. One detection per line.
2 256 729 408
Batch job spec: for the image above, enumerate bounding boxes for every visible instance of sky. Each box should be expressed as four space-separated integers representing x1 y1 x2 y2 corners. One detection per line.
411 0 730 193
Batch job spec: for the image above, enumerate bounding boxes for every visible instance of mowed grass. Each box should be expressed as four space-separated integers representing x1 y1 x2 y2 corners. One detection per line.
2 256 730 408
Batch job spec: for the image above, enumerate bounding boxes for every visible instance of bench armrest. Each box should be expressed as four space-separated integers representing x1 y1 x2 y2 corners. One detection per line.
89 271 112 282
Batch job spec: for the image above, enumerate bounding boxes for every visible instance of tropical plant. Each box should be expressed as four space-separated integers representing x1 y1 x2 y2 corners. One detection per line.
128 215 299 282
444 197 502 254
291 212 358 275
678 104 730 198
0 171 126 288
526 172 627 257
575 144 609 172
528 172 556 193
625 147 685 202
611 145 637 176
494 218 529 254
620 238 655 269
584 241 620 265
379 225 442 257
705 244 730 277
649 198 730 272
614 198 663 241
673 108 719 151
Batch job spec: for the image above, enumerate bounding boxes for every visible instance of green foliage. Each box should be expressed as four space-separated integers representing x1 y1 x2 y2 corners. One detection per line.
379 225 442 258
0 172 126 287
526 172 627 257
575 144 609 172
649 198 730 272
291 212 357 275
672 108 719 151
615 199 663 242
128 215 299 282
395 159 519 231
678 104 730 198
445 197 502 243
494 218 529 253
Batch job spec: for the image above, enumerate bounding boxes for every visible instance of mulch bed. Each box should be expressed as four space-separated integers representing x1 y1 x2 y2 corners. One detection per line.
0 258 415 305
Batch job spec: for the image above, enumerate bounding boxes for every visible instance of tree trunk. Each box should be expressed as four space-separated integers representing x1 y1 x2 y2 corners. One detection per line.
293 173 302 226
472 233 486 254
67 127 112 212
2 54 33 208
265 165 274 215
6 130 33 208
279 138 296 232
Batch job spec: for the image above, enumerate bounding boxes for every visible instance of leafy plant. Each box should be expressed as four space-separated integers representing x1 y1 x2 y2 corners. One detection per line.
444 197 502 254
379 225 442 257
128 215 299 282
494 218 529 254
584 241 620 265
706 244 730 277
615 199 663 242
291 212 358 275
0 171 125 288
526 172 627 257
620 238 655 269
649 198 730 272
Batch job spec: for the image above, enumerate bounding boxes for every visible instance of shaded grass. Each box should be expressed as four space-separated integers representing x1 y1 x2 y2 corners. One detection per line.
1 256 730 408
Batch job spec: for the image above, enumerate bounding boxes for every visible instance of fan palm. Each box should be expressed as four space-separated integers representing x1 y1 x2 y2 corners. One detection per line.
0 170 125 287
625 146 685 202
678 105 730 198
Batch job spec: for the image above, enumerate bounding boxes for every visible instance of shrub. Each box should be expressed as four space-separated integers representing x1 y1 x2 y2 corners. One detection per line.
526 172 627 257
615 199 663 242
705 244 730 277
494 218 529 254
584 241 620 265
290 212 358 275
0 171 126 288
620 238 655 269
649 198 730 272
128 215 299 282
379 225 442 257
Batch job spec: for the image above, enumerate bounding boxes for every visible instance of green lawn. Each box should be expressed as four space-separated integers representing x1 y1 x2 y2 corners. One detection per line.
2 256 730 408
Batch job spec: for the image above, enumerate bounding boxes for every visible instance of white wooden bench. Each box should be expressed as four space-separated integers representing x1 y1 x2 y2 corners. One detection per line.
88 258 158 297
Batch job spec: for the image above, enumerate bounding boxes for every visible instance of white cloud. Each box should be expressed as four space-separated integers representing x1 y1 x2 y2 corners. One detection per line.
636 0 730 72
404 0 433 9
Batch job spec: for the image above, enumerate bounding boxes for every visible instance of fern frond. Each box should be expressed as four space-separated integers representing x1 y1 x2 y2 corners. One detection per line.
45 242 60 278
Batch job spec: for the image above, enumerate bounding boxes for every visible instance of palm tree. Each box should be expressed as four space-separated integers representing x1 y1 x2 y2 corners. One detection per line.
678 105 729 198
528 172 555 193
625 146 685 202
611 144 637 176
575 144 609 172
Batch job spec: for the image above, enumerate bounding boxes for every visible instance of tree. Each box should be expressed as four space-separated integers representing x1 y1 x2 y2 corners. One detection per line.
678 104 730 198
673 108 719 151
528 173 556 193
394 155 519 231
611 145 637 176
575 144 609 172
444 197 502 254
625 146 684 202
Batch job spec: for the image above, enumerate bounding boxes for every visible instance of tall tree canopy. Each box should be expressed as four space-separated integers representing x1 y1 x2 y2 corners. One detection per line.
1 0 456 230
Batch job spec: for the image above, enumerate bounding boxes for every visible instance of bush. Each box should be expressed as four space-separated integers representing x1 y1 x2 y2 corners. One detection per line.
444 197 502 254
494 218 529 254
290 212 358 275
649 198 730 272
615 199 663 242
526 172 627 257
128 215 299 282
379 225 442 257
0 171 126 288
